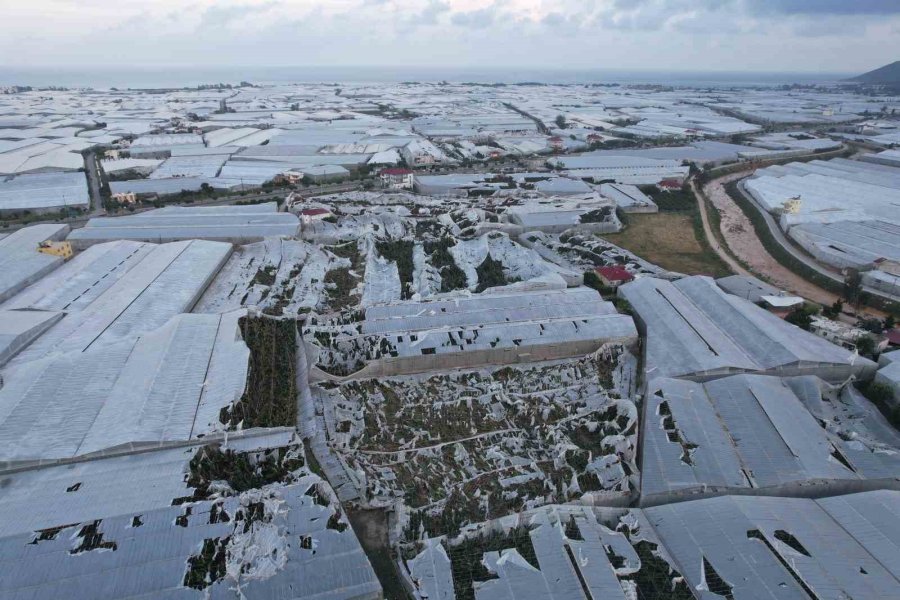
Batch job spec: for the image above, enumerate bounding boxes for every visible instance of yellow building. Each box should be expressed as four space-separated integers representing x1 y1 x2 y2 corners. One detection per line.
37 240 73 260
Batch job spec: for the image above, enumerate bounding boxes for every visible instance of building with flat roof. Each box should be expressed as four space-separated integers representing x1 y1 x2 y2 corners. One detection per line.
379 167 414 189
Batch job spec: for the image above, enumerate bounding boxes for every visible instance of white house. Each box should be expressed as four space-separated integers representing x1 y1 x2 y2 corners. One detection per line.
379 168 414 190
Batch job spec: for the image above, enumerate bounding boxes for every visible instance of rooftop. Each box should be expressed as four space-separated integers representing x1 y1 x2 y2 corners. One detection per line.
619 276 876 381
68 203 299 246
0 223 70 303
595 265 634 282
641 375 900 502
0 310 248 466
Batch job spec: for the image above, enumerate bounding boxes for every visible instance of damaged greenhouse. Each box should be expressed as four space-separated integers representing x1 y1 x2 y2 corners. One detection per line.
2 76 900 600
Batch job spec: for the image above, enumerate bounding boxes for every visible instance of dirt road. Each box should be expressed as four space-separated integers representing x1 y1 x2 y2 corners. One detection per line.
697 173 845 308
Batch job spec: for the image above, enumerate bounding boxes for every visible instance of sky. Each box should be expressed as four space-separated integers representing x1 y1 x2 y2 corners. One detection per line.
1 0 898 73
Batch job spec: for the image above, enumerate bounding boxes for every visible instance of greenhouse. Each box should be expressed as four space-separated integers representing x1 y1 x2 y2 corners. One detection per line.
619 276 875 381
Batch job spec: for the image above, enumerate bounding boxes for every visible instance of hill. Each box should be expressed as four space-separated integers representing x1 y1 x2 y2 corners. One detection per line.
850 60 900 84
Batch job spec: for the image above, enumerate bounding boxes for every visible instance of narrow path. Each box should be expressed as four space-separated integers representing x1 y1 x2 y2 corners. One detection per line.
691 177 753 279
358 427 521 455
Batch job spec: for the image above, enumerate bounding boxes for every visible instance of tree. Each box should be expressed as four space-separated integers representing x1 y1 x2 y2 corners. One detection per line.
843 270 863 307
859 317 884 334
823 299 844 319
855 335 876 357
555 115 567 129
786 306 813 331
885 315 896 330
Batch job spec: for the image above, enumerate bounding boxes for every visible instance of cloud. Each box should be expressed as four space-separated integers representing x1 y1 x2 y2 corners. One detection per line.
753 0 900 15
450 6 500 29
199 2 280 27
0 0 898 73
407 0 450 26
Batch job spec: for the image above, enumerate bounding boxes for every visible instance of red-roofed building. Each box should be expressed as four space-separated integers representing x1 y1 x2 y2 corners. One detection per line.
594 266 635 288
380 168 414 190
548 136 565 151
657 178 683 191
299 207 333 225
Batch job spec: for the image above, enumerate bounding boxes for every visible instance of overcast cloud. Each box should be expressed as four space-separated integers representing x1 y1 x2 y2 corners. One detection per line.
0 0 896 73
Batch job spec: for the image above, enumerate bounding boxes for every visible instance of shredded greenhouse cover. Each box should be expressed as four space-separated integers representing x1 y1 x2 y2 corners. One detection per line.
179 442 306 502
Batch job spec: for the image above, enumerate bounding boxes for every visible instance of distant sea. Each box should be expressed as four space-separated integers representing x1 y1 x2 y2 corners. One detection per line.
0 66 853 89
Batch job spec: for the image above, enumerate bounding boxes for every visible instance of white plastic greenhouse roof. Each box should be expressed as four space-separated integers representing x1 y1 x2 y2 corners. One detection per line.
0 310 249 466
0 171 89 210
6 239 232 367
130 132 204 148
641 375 899 501
644 492 900 600
0 309 63 366
790 220 900 268
69 203 299 245
1 240 157 312
0 223 69 302
619 276 875 381
109 176 209 195
408 505 644 600
353 288 636 356
0 430 295 538
0 433 381 600
599 183 656 209
363 287 616 331
745 157 900 227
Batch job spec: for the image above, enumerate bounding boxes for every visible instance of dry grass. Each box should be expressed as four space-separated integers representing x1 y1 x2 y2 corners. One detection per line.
604 213 731 277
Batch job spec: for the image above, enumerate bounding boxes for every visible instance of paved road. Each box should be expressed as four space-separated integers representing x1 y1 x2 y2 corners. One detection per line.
83 152 104 215
504 102 550 134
